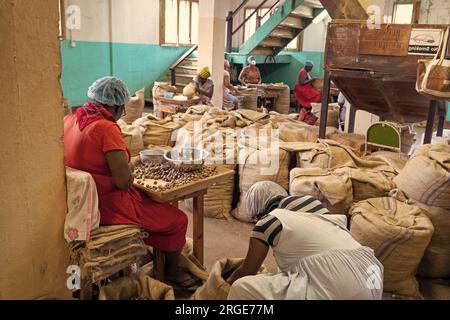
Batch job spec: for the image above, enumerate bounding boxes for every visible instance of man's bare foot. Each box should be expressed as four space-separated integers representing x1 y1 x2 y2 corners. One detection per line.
166 269 197 288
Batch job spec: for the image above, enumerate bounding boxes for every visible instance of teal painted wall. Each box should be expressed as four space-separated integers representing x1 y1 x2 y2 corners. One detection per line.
60 40 189 106
261 51 324 90
447 102 450 121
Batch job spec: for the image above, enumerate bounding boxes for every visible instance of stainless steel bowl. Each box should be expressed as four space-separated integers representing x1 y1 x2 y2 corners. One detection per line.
164 148 209 172
140 148 169 164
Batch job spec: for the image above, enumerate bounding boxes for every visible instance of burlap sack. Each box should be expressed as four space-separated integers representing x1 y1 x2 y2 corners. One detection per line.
120 125 145 157
231 109 270 127
334 167 396 201
272 85 290 114
122 88 145 125
185 165 236 220
277 120 318 143
99 275 175 300
232 146 290 222
327 132 366 153
192 258 268 300
349 197 434 298
394 140 450 209
363 151 407 172
419 278 450 300
414 202 450 278
290 168 353 214
140 115 180 147
239 88 258 110
311 103 340 128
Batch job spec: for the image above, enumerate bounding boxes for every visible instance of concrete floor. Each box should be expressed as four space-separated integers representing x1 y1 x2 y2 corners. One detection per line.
182 203 278 273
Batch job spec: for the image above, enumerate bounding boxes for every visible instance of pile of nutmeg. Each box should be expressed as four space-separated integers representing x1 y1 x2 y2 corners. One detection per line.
134 162 217 192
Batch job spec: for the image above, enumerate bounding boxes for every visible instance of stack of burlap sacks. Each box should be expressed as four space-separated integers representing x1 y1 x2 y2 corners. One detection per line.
117 103 339 221
69 225 150 284
286 139 450 299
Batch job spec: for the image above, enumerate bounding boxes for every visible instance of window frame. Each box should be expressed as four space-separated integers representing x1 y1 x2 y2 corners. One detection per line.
160 0 199 46
392 0 421 24
59 0 66 40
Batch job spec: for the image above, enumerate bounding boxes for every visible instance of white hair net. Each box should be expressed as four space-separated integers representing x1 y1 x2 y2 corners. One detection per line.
244 181 288 220
87 76 130 107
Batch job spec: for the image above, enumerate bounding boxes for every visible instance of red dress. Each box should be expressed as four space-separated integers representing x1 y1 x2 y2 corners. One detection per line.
64 113 187 252
294 68 321 108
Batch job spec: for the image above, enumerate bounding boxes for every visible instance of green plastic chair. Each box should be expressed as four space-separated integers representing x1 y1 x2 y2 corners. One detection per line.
365 122 402 156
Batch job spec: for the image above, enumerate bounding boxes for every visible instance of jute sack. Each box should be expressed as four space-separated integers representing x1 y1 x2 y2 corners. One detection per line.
349 197 434 298
419 278 450 300
394 140 450 209
277 120 318 143
285 140 357 169
327 132 366 153
120 125 145 157
192 258 268 300
139 115 180 147
121 88 145 125
232 146 290 222
290 168 353 214
334 167 397 201
185 166 236 220
414 202 450 278
273 85 290 114
99 275 175 300
311 103 340 128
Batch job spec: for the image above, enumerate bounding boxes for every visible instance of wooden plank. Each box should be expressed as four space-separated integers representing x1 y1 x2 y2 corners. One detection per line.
319 0 368 19
359 25 411 57
193 193 204 264
134 166 234 203
319 71 331 139
153 249 165 282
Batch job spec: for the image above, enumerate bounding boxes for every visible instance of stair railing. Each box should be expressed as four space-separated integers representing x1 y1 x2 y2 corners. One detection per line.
169 44 198 86
226 0 271 53
259 0 281 27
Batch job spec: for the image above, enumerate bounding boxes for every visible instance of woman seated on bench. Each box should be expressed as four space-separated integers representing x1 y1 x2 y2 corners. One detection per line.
64 76 196 288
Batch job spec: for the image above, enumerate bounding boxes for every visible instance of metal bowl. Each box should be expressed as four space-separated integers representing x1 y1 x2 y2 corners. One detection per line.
140 148 169 164
164 148 209 172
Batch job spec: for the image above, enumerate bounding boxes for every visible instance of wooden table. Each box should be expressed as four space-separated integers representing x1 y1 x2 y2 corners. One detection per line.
154 95 200 118
133 166 234 269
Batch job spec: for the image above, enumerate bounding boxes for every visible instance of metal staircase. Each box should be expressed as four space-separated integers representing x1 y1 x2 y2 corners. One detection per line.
226 0 324 64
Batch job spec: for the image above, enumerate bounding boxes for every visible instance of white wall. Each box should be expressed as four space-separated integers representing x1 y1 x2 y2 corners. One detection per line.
65 0 160 44
419 0 450 24
302 14 331 52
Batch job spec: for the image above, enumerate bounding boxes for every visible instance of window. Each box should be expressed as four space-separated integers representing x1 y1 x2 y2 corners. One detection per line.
392 1 421 24
161 0 198 45
243 8 271 43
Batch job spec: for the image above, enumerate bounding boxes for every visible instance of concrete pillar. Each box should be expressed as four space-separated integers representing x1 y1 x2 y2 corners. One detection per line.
198 0 227 108
0 0 69 299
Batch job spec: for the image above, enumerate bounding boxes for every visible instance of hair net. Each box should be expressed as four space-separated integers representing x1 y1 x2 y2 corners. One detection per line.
247 56 256 64
198 66 211 79
305 60 314 67
244 181 288 220
87 76 130 107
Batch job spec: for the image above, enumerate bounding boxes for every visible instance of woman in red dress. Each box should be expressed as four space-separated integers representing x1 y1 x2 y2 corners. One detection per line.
64 76 194 287
294 61 321 123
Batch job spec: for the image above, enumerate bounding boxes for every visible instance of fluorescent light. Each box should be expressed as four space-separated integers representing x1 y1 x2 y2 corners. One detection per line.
313 9 328 24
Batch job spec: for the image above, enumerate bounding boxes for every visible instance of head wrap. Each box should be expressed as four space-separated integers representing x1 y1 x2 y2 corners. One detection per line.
244 181 288 220
305 60 314 68
198 66 211 79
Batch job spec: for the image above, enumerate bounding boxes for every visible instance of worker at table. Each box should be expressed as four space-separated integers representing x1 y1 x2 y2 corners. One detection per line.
239 56 262 85
227 181 384 300
294 60 321 110
224 60 239 110
64 76 196 288
194 66 215 105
